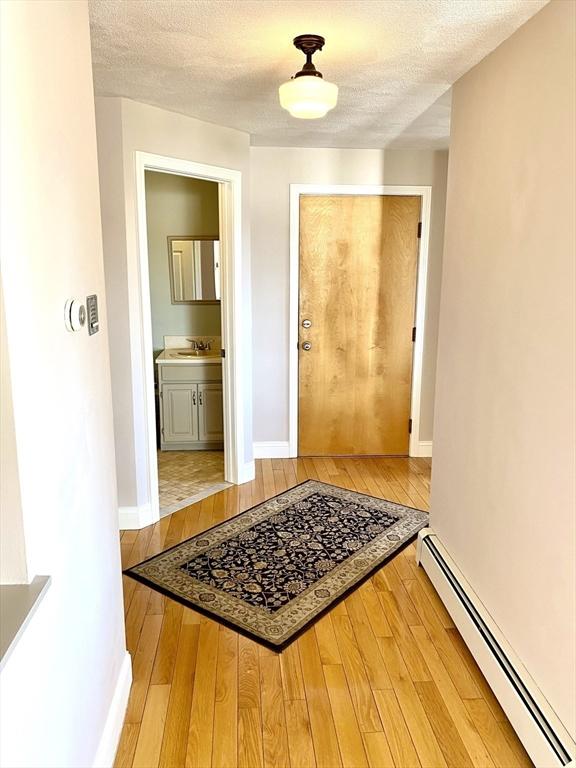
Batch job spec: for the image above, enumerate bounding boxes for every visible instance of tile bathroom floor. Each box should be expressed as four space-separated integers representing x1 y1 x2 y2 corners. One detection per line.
157 449 229 515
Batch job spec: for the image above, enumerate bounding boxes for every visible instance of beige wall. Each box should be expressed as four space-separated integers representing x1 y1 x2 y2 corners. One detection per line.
0 279 27 584
250 147 448 445
145 171 220 352
0 1 127 764
96 98 253 510
431 0 576 737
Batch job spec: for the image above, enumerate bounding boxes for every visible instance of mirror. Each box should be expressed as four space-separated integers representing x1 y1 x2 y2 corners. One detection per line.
168 236 220 303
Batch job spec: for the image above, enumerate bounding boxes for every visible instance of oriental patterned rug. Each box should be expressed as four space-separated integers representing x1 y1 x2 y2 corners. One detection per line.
125 480 428 650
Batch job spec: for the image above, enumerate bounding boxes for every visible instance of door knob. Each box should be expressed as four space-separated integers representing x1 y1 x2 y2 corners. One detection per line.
302 319 312 329
302 342 312 351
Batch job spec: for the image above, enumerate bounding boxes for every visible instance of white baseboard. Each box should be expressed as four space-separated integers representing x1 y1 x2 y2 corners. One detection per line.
118 503 155 530
92 651 132 768
410 440 432 458
253 441 291 459
417 529 575 768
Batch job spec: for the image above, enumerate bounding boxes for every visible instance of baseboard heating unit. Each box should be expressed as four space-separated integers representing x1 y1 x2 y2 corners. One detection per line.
416 529 575 768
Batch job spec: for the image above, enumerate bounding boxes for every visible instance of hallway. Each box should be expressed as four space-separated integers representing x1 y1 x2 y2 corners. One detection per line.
116 458 532 768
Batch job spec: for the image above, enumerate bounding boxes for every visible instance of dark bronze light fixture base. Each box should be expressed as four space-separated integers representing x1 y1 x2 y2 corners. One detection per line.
293 34 325 55
292 34 326 79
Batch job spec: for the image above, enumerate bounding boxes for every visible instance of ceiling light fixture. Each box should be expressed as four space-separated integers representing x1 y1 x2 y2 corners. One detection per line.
279 34 338 119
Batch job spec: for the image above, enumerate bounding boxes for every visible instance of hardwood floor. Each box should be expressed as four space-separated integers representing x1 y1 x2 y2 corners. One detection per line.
116 458 533 768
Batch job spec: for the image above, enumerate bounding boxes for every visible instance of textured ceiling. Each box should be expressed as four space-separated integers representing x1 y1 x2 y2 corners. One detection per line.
89 0 548 149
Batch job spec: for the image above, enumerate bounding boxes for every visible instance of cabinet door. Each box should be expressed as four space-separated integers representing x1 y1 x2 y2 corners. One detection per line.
198 383 224 442
162 383 199 443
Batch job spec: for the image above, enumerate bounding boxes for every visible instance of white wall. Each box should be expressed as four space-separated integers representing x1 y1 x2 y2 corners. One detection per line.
431 0 576 737
145 171 220 352
250 147 448 446
0 2 128 766
95 98 253 512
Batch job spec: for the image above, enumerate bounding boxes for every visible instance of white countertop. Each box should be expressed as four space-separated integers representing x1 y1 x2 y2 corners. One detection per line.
156 348 222 365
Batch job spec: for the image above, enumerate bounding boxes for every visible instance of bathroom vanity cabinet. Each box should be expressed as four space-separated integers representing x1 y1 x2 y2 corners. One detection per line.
157 360 224 450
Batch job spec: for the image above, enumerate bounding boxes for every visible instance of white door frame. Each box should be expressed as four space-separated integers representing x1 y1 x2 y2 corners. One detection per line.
134 152 252 526
289 184 432 458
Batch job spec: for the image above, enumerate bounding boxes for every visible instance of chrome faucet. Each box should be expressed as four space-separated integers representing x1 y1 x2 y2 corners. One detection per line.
187 338 212 351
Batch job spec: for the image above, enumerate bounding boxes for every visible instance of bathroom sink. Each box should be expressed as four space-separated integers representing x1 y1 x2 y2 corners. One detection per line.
177 349 214 357
155 348 221 364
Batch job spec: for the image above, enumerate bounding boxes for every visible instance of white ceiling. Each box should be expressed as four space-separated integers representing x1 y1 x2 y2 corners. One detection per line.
89 0 548 149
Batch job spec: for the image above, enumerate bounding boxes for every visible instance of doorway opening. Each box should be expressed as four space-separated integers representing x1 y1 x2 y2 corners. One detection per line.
145 171 229 516
134 152 251 527
288 184 432 458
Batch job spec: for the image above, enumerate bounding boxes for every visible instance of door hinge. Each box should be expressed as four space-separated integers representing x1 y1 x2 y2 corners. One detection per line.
408 418 413 434
412 326 416 343
417 221 422 239
221 348 226 358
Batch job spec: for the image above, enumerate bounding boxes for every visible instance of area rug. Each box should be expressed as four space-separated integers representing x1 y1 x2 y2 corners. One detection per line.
125 480 428 650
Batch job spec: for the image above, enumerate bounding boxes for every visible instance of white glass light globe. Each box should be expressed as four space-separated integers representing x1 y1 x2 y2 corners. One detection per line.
279 75 338 119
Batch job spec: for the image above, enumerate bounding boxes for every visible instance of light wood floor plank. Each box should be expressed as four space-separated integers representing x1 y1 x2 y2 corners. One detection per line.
238 636 264 768
114 723 140 768
404 578 481 699
344 590 392 691
446 627 509 722
332 614 383 733
279 638 306 701
378 590 431 683
185 620 219 767
298 628 343 768
238 635 262 709
132 685 171 768
465 698 524 768
380 561 423 626
150 600 184 686
414 680 474 768
410 625 496 768
358 581 393 638
314 613 342 666
362 732 396 768
284 699 317 768
411 565 455 629
373 689 421 768
125 614 164 723
324 664 369 768
125 588 152 656
259 651 290 768
147 590 165 616
378 636 447 768
238 707 264 768
158 625 199 768
212 626 239 768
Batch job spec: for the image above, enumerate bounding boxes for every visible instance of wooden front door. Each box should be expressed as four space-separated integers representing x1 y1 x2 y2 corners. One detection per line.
298 195 421 456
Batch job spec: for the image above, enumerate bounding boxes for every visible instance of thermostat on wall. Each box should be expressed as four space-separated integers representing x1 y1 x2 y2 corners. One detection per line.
64 298 86 332
86 294 99 335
